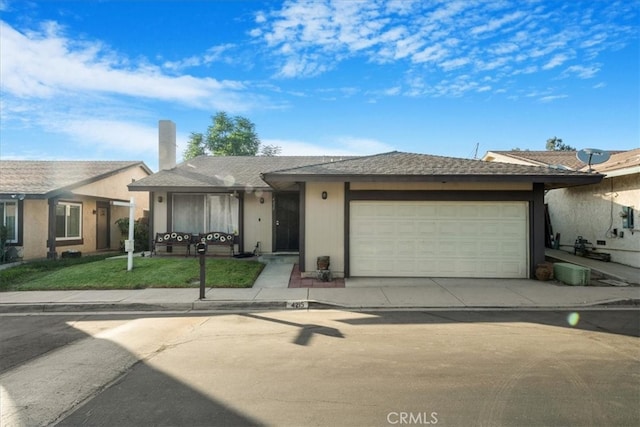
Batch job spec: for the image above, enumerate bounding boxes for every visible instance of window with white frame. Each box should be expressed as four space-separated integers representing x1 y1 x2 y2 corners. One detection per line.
0 200 18 243
172 194 238 234
56 202 82 240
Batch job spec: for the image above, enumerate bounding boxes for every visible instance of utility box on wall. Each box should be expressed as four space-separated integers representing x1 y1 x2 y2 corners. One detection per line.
621 206 634 229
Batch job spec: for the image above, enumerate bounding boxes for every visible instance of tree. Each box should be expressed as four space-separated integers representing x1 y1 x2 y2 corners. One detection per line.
260 144 282 156
546 136 576 151
184 112 275 159
183 132 206 160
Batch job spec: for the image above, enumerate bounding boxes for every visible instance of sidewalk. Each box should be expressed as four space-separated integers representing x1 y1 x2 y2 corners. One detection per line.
1 260 638 313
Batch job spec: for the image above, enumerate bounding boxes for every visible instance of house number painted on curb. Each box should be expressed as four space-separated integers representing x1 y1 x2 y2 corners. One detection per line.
286 300 309 309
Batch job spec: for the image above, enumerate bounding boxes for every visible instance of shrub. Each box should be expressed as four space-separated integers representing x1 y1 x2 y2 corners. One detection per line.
114 217 150 252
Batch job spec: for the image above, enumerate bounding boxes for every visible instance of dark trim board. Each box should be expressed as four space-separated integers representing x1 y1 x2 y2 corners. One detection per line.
531 183 546 277
299 183 306 272
348 190 535 202
343 187 545 278
344 183 351 277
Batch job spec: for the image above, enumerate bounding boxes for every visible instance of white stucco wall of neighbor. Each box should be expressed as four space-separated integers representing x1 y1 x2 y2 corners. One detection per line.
305 182 345 277
545 173 640 268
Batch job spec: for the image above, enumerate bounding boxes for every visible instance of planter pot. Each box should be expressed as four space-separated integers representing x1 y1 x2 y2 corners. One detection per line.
317 256 330 270
535 263 553 281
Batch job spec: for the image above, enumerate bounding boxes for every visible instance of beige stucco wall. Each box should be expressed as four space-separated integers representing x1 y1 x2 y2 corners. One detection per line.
73 165 150 217
350 182 532 191
19 165 150 260
304 182 345 276
243 191 273 254
545 173 640 268
21 199 48 260
152 191 168 238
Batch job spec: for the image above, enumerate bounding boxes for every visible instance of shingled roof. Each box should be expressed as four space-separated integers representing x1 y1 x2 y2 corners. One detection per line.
592 148 640 173
261 151 603 190
485 150 587 170
0 160 151 198
128 155 354 192
127 152 603 192
483 149 631 172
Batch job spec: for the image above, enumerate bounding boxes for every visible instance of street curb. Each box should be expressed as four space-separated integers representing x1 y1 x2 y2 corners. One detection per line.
0 298 639 313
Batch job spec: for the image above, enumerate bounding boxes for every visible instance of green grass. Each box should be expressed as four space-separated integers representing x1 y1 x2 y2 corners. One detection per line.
0 255 264 291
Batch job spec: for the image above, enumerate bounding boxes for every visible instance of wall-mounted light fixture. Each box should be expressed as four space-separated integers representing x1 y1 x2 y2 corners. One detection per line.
260 197 265 204
158 196 163 203
92 209 97 215
321 191 328 200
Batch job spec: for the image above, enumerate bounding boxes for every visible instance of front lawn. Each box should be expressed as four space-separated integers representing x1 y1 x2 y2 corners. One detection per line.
0 255 264 291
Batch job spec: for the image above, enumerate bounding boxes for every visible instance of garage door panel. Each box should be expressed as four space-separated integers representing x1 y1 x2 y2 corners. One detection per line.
350 201 528 278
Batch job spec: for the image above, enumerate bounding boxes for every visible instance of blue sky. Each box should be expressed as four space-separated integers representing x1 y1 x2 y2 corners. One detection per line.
1 0 638 171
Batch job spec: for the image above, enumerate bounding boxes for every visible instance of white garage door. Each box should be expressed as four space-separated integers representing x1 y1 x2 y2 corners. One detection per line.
350 201 528 278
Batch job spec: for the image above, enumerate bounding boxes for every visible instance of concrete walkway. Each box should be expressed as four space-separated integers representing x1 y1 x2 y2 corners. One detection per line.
545 248 640 285
1 267 638 314
1 249 638 313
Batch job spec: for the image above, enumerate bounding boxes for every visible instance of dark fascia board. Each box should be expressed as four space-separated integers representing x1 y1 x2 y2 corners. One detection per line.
261 172 604 189
44 162 151 198
128 184 272 193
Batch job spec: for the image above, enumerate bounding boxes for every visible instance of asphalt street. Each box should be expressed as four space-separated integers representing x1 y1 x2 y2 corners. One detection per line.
1 309 638 427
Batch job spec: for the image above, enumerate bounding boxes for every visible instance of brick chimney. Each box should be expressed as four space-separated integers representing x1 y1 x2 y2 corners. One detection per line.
158 120 176 171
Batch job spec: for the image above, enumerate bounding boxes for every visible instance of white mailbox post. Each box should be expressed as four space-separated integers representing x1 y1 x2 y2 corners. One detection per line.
112 197 135 271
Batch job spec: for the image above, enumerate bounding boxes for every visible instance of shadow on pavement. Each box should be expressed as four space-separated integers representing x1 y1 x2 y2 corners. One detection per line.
57 363 262 427
0 314 262 427
243 312 345 346
335 310 640 338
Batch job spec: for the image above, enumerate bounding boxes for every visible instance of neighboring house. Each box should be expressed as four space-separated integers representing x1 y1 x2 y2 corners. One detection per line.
0 160 152 261
483 149 640 268
129 121 602 280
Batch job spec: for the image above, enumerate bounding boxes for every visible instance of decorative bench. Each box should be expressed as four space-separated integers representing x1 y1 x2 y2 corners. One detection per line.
152 232 194 257
197 231 236 256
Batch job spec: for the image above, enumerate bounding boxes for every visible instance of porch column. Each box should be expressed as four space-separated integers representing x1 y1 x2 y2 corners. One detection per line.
531 183 546 277
299 183 306 272
46 197 58 259
238 192 245 253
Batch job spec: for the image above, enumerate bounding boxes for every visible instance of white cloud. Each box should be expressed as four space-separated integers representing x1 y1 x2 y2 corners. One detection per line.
543 53 571 70
0 21 254 110
470 11 525 35
563 64 600 79
412 44 448 64
539 94 568 102
440 57 470 71
251 0 638 100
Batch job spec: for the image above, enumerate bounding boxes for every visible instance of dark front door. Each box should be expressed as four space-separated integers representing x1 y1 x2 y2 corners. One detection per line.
274 193 299 252
96 203 110 250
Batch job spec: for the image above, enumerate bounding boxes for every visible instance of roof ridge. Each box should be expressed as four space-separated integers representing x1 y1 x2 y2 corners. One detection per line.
256 153 370 174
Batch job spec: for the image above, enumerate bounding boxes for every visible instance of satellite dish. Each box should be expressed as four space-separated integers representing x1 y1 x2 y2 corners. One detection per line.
576 148 610 172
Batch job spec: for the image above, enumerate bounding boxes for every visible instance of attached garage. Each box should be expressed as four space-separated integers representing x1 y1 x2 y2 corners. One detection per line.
350 201 529 278
260 151 604 280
